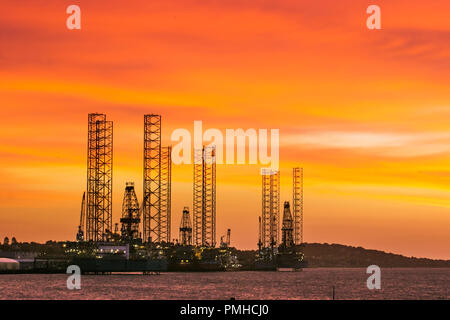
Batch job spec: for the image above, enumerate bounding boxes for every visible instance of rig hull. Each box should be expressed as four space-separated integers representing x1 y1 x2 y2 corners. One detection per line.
71 258 168 273
254 245 308 271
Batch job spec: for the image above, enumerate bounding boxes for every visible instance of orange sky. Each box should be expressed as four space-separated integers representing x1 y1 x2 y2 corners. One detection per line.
0 0 449 259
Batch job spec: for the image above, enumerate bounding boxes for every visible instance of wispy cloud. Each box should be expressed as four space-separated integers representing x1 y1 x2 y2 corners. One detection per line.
283 131 450 157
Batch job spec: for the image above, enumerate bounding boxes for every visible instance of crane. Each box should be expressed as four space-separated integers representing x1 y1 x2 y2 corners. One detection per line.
258 216 262 252
76 192 85 241
220 228 231 248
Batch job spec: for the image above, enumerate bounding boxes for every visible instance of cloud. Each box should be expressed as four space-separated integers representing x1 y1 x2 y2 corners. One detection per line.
283 131 450 157
370 28 450 69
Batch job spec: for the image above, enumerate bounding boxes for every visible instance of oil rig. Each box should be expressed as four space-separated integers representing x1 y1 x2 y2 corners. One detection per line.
255 167 307 271
3 112 307 274
120 182 141 242
69 113 237 273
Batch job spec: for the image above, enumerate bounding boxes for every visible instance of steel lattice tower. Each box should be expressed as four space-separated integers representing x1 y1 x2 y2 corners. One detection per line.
281 201 294 247
143 114 161 243
193 148 203 246
179 207 192 245
193 146 216 247
202 146 216 247
261 173 270 248
261 168 280 248
86 113 113 242
120 182 141 241
293 167 303 244
160 146 172 243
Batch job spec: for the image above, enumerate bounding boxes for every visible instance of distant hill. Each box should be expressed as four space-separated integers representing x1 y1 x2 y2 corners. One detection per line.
303 243 450 267
235 243 450 268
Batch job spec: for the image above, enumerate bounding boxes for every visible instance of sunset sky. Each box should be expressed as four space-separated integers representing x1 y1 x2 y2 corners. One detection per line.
0 0 449 259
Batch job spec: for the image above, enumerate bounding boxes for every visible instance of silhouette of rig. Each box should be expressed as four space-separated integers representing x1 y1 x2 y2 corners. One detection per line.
73 112 304 273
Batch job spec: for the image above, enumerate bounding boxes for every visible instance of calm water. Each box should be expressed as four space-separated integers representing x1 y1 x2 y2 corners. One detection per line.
0 268 448 300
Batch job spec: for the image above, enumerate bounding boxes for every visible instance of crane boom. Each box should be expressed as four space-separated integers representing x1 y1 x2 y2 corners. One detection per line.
138 193 149 219
76 192 86 241
80 192 85 228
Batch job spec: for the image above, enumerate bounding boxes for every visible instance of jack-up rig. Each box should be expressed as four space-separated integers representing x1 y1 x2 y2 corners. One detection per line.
68 113 238 273
255 167 307 271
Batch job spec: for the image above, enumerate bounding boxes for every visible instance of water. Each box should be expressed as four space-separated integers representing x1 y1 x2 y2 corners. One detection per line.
0 268 448 300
